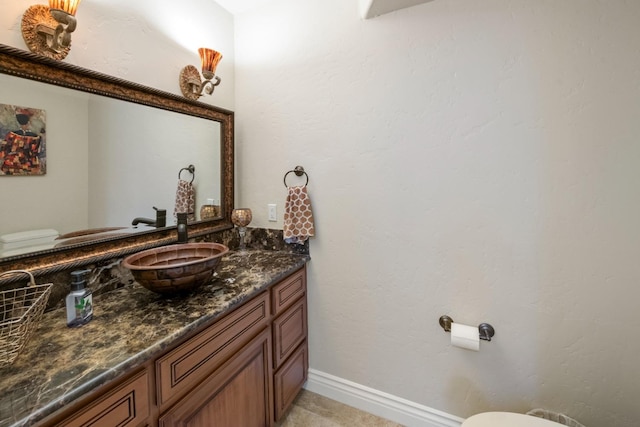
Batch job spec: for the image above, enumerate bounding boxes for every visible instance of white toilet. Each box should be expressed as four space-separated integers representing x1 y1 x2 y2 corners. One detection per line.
463 412 564 427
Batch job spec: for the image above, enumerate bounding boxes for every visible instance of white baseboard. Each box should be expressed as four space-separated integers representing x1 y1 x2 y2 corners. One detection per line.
304 369 464 427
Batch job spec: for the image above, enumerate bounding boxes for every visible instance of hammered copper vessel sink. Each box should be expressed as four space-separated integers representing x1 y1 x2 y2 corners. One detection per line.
123 243 229 294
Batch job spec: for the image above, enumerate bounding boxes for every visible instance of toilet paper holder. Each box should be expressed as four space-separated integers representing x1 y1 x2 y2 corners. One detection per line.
439 315 495 342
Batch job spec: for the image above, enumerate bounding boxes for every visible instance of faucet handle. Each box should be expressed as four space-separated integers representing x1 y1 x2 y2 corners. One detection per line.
176 212 188 243
153 206 167 227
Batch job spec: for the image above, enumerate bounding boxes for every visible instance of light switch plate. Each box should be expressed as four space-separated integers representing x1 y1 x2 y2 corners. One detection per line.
268 204 277 222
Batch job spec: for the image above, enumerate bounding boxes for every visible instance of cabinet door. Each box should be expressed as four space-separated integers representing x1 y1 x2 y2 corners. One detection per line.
159 328 273 427
273 341 308 422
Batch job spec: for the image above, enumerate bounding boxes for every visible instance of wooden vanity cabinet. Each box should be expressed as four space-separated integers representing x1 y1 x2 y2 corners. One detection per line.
39 266 307 427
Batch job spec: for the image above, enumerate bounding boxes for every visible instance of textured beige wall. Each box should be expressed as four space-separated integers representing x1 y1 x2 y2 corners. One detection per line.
2 1 640 425
234 1 640 426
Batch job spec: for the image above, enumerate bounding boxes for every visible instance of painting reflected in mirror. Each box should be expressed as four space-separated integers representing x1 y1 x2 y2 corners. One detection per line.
0 103 47 176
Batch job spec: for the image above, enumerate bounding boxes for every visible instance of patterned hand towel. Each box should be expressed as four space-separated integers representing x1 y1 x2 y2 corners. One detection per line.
174 179 196 223
284 185 315 244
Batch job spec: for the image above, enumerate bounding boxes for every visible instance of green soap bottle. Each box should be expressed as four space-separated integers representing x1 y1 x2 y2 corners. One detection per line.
66 270 93 327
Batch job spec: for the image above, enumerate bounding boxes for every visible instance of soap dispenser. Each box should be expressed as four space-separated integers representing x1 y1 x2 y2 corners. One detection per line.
66 269 93 328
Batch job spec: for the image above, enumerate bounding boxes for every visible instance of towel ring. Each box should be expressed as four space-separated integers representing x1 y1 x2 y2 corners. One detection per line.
179 164 195 183
283 166 309 187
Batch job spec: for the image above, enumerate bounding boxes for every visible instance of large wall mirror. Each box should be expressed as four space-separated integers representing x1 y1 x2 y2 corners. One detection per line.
0 44 234 277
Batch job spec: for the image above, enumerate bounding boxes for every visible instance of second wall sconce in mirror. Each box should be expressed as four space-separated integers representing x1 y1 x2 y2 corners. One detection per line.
21 0 83 61
179 48 223 101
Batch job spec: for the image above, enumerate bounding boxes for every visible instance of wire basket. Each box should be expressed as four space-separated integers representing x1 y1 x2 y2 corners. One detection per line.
0 270 52 368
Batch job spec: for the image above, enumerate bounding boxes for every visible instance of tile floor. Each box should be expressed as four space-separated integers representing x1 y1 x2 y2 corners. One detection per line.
278 390 404 427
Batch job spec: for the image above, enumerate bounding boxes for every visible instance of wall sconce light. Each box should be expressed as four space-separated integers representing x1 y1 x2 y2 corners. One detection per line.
21 0 82 60
179 48 223 101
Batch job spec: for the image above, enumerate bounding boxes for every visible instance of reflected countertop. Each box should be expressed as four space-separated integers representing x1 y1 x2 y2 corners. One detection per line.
0 249 310 427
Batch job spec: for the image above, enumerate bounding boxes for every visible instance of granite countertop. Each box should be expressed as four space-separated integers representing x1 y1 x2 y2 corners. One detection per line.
0 249 309 427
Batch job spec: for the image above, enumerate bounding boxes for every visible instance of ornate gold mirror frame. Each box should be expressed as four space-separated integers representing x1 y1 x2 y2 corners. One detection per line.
0 44 234 278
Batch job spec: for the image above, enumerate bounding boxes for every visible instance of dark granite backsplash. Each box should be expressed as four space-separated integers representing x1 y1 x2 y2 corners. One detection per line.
209 226 309 255
1 227 309 311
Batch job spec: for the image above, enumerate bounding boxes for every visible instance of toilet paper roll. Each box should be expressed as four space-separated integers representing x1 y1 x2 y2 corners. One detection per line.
451 323 480 351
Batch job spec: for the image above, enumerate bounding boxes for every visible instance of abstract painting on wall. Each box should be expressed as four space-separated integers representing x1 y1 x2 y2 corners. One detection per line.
0 103 46 176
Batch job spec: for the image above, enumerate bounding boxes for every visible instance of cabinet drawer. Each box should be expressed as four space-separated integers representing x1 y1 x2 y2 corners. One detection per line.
274 341 308 422
273 297 307 369
156 291 270 406
57 370 150 427
271 267 306 316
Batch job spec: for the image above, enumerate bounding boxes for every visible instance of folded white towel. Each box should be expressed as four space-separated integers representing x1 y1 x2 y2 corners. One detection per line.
283 185 315 244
